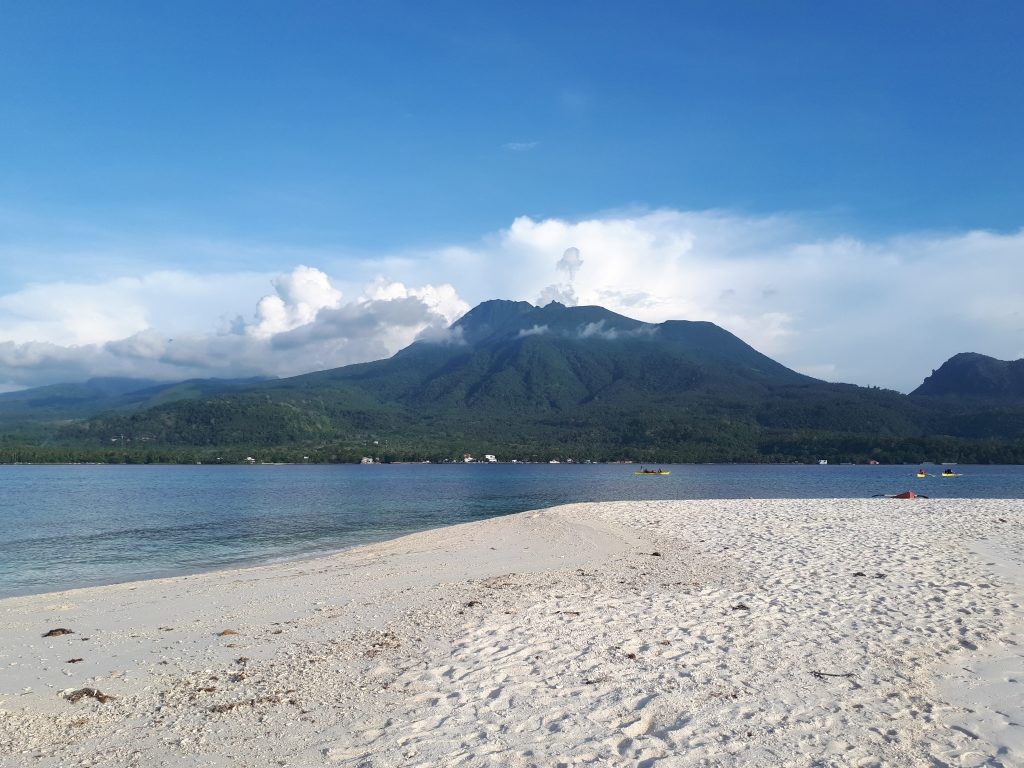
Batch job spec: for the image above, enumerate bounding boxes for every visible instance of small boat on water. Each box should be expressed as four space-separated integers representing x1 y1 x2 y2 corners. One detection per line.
635 468 671 476
941 469 962 477
916 470 927 478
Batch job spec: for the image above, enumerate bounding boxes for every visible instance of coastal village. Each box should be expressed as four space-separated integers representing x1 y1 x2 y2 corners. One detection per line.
360 453 593 464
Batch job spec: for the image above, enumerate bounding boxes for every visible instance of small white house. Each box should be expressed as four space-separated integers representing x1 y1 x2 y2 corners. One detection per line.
484 454 497 463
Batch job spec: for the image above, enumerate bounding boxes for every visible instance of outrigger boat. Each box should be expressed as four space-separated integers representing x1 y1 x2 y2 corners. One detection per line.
635 468 671 476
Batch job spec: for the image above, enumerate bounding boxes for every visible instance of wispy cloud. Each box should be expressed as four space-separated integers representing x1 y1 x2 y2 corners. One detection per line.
502 141 539 152
577 320 655 341
517 324 548 338
536 283 577 307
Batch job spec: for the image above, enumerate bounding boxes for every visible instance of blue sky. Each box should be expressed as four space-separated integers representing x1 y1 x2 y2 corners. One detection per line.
0 1 1022 391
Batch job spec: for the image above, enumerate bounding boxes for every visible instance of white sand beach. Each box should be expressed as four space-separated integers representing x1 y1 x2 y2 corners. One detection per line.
1 498 1021 767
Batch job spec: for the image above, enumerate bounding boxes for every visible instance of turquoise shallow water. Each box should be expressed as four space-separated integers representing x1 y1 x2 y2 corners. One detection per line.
1 463 1022 598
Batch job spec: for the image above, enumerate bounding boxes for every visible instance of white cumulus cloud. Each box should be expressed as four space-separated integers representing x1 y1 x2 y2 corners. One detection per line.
1 210 1022 393
248 265 344 339
386 210 1024 391
0 266 470 390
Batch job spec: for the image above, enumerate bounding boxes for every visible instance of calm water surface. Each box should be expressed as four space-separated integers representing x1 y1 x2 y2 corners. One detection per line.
1 463 1022 598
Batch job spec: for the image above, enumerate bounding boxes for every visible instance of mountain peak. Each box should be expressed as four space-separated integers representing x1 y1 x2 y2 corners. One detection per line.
911 352 1024 401
453 299 536 344
452 300 649 346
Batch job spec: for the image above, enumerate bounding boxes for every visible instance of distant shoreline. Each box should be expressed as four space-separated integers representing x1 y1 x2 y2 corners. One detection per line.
0 459 971 466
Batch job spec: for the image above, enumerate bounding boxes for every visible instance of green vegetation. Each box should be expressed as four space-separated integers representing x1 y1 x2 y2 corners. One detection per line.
3 301 1024 464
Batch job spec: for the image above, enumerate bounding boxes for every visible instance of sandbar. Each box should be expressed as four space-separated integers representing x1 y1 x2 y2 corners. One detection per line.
0 498 1021 767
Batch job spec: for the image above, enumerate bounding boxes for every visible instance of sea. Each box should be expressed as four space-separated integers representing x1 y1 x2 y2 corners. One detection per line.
2 462 1022 599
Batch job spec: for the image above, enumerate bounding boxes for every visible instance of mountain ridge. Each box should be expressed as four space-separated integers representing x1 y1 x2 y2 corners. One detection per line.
4 301 1024 464
911 352 1024 402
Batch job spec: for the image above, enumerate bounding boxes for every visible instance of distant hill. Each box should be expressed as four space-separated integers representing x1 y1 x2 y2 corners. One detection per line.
909 353 1024 443
0 377 163 417
42 302 958 463
5 302 1024 464
0 376 268 432
911 353 1024 402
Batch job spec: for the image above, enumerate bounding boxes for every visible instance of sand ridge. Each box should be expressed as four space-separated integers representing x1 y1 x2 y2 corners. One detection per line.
0 498 1021 767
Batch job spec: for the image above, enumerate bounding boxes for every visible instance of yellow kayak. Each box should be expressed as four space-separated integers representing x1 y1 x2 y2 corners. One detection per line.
634 470 671 476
